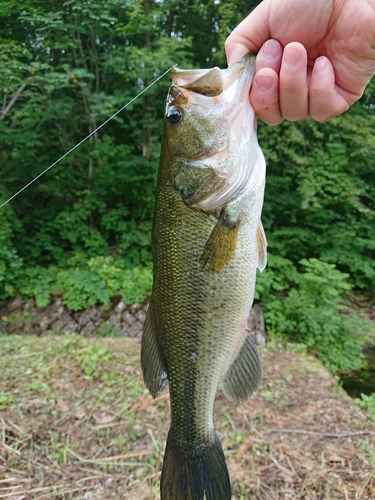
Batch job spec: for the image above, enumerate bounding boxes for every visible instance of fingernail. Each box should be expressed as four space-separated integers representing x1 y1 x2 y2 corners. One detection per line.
283 46 303 69
255 74 273 93
313 56 329 74
226 45 248 67
262 39 280 60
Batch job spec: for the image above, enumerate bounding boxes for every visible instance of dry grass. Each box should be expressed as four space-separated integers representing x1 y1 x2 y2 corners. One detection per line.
0 334 374 499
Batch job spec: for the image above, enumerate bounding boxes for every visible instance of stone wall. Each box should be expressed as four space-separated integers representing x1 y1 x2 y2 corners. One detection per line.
0 295 148 339
0 295 266 344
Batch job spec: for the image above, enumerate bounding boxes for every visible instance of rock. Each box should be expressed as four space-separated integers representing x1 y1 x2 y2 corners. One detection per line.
136 309 146 323
89 307 101 322
79 311 91 328
115 301 126 314
248 303 266 346
45 313 59 326
81 320 94 336
127 321 143 338
49 298 62 313
51 320 64 333
8 323 18 333
60 311 73 325
114 323 129 336
108 313 121 326
8 295 22 312
65 320 78 333
130 303 141 313
122 311 136 326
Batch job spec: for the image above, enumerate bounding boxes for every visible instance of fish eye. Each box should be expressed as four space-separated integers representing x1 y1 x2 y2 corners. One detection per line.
167 107 182 125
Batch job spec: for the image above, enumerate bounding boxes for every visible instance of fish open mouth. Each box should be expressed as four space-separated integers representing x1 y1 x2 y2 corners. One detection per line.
171 54 254 101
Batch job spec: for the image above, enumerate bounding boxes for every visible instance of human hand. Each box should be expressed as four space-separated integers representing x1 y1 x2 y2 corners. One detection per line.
225 0 375 125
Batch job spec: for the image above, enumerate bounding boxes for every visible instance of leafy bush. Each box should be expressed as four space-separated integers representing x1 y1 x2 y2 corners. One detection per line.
11 256 152 311
255 257 373 372
0 195 23 299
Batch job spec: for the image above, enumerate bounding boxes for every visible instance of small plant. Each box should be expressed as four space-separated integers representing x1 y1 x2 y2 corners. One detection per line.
57 333 113 380
47 431 69 465
354 393 375 421
0 391 13 410
95 321 116 337
232 482 252 500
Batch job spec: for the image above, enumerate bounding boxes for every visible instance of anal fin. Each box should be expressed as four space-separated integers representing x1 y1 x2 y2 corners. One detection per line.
200 208 239 273
141 302 167 398
221 333 262 404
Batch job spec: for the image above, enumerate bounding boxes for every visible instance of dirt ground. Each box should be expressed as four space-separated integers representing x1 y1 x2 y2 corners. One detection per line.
0 334 374 499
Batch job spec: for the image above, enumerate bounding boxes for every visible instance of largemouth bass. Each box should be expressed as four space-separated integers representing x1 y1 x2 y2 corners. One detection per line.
141 54 266 500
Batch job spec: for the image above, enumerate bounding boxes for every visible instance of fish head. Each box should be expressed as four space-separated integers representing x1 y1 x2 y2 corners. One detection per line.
162 55 264 212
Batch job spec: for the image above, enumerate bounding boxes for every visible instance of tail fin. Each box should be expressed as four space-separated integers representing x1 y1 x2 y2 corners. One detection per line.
160 429 231 500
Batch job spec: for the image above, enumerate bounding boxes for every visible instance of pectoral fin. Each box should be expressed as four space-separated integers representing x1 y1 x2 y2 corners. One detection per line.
221 333 262 404
200 208 239 273
256 220 267 272
141 302 167 398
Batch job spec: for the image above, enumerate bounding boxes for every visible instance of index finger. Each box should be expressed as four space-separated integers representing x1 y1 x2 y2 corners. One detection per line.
225 2 272 66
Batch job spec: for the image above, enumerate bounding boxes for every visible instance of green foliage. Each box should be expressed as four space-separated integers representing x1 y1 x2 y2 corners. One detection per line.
1 0 247 308
255 257 373 372
354 393 375 421
12 256 152 310
258 108 375 291
0 0 374 375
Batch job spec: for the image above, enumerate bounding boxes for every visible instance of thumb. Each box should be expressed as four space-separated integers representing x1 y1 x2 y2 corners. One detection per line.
225 1 272 66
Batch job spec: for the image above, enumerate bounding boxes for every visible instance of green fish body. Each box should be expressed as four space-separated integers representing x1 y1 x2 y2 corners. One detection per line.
141 55 266 500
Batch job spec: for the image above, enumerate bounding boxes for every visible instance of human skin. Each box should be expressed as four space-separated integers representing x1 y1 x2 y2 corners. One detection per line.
225 0 375 124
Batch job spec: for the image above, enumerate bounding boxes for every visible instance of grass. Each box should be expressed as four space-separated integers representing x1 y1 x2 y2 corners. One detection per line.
0 333 374 499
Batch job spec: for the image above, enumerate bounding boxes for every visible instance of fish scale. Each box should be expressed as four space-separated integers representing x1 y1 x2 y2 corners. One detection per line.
141 54 266 499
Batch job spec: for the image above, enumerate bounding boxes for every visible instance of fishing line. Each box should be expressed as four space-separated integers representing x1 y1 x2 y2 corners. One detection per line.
0 65 174 211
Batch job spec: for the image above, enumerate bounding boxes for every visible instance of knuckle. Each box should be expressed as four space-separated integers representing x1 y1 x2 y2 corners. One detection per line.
283 111 308 122
256 109 283 126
